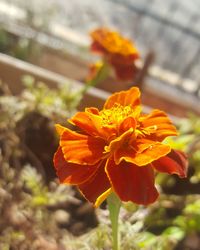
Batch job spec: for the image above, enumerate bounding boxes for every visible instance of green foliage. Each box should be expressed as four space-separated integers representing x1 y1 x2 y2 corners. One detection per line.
78 216 185 250
21 75 82 119
0 29 9 52
0 75 81 125
0 77 82 249
0 29 31 61
0 157 76 249
174 197 200 233
65 225 112 250
178 114 200 135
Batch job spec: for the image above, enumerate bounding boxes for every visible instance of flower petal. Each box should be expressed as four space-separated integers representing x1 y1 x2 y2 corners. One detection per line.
112 62 139 81
104 87 141 109
60 127 106 165
55 124 67 136
139 110 177 141
106 158 159 205
153 149 188 178
90 28 139 58
69 110 100 135
54 147 99 184
110 53 139 65
70 109 116 140
90 41 107 54
94 188 112 207
114 140 171 166
78 161 111 207
119 116 137 134
105 128 134 153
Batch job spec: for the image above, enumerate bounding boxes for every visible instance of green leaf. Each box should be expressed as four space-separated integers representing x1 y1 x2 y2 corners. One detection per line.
162 226 185 241
137 232 157 248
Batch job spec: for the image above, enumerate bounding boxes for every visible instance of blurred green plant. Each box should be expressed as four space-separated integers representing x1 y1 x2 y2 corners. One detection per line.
1 75 200 249
174 196 200 233
0 77 82 249
0 75 81 125
21 75 82 119
0 29 33 61
65 207 185 250
0 155 77 249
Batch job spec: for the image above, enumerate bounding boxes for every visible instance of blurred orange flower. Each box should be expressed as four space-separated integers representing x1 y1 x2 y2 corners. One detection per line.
54 87 188 207
90 28 140 81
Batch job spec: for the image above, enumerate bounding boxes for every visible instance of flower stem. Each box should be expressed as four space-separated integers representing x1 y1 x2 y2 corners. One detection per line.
81 61 109 95
107 192 121 250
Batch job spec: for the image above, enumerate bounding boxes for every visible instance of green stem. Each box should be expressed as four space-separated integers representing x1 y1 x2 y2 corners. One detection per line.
81 61 110 95
107 192 122 250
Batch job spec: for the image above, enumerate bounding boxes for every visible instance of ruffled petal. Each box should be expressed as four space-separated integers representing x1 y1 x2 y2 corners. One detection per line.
78 161 111 207
105 128 134 153
119 116 137 134
152 149 188 178
70 109 116 140
106 158 159 205
104 87 141 110
114 140 171 166
90 28 139 57
55 124 67 136
139 110 177 141
69 110 100 135
53 147 100 184
90 28 109 54
59 127 106 165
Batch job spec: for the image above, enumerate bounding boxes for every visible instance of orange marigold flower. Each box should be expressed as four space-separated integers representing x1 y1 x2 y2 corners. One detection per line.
90 27 140 81
54 87 188 207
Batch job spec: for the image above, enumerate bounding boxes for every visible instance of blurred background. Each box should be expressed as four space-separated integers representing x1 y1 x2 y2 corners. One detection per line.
0 0 200 115
1 1 200 250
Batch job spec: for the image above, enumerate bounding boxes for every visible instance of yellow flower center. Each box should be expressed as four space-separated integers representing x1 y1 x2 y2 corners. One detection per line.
100 104 134 126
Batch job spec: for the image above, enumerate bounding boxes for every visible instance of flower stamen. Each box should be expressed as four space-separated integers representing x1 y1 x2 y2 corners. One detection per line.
100 104 134 126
